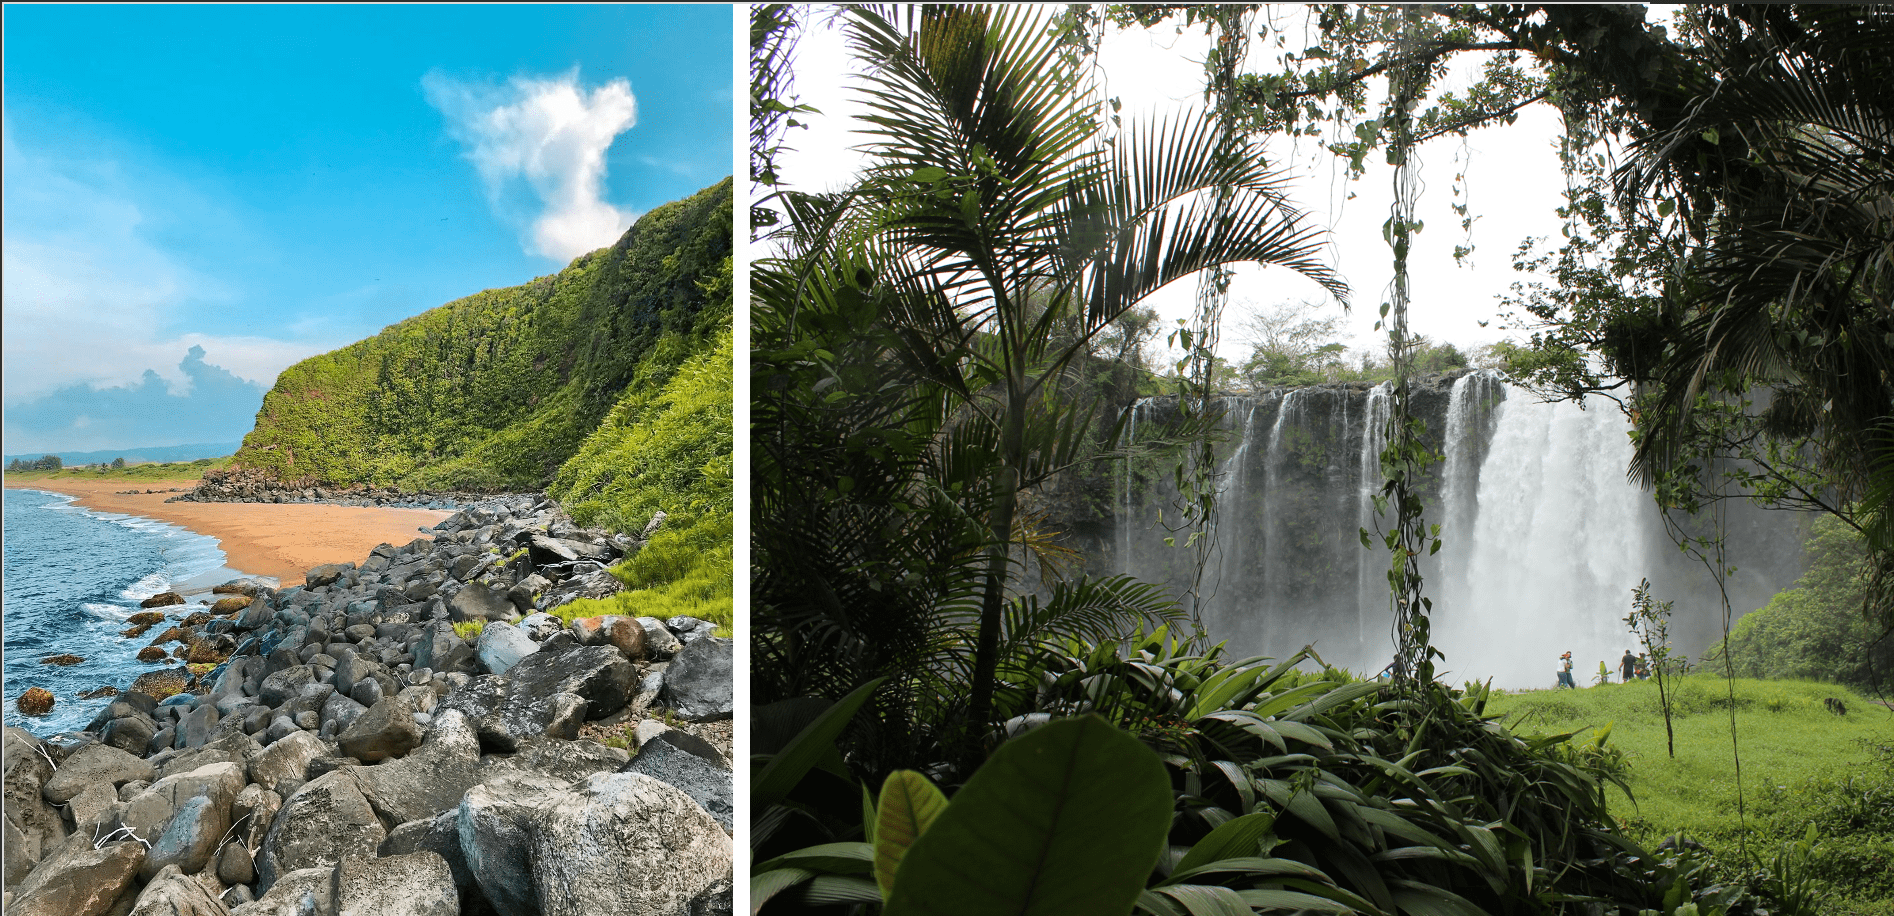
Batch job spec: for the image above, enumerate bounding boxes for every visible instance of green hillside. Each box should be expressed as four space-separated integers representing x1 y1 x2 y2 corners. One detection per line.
233 177 732 492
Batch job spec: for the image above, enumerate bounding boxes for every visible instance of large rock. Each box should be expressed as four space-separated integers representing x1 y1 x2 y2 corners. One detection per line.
116 762 246 856
474 737 628 787
140 793 229 880
660 638 732 722
411 621 472 674
334 852 458 916
448 582 513 623
6 836 144 916
231 784 283 851
336 695 422 763
247 731 325 793
4 729 68 887
347 709 481 825
128 863 230 916
457 774 567 916
635 617 682 661
528 773 733 916
380 812 473 900
621 738 733 834
66 779 120 833
475 620 539 675
437 646 632 752
156 731 262 782
254 770 386 894
42 742 152 803
230 866 330 916
304 563 354 589
258 666 316 708
100 713 159 755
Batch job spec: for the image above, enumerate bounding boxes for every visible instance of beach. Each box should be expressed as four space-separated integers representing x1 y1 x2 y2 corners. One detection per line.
2 477 453 587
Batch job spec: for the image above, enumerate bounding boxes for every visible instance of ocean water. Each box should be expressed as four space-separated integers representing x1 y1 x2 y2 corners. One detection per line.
3 488 240 735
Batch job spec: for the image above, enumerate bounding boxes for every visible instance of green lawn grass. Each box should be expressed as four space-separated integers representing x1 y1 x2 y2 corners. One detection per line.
1490 676 1894 913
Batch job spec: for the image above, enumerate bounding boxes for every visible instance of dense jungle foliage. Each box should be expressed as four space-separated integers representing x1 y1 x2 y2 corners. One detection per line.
751 4 1890 915
232 178 732 494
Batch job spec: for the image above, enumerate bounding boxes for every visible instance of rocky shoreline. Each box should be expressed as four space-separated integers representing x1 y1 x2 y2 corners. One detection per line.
3 495 733 916
166 467 514 512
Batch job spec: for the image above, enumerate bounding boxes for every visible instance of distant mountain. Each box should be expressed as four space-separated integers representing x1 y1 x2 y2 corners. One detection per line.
2 442 241 467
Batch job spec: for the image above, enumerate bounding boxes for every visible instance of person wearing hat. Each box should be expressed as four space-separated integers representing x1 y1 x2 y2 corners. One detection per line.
1557 651 1576 689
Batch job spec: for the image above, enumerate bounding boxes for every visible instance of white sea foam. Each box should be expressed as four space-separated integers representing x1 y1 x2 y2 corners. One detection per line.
81 601 131 620
120 571 172 601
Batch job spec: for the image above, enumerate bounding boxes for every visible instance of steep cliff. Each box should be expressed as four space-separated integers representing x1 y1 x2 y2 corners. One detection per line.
232 178 732 492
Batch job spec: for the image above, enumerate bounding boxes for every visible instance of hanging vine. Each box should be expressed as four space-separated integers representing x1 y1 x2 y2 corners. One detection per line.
1375 9 1446 687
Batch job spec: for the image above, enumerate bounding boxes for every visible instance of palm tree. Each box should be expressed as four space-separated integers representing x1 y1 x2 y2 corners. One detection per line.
1615 5 1894 623
753 4 1347 763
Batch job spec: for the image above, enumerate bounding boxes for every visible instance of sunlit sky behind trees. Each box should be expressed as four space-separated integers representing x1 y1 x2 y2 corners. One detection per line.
769 5 1640 376
2 4 731 455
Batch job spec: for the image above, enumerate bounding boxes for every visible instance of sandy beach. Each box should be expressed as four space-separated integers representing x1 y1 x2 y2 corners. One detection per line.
3 477 453 587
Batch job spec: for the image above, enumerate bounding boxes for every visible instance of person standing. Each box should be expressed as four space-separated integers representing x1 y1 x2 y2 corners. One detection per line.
1620 649 1637 684
1557 651 1576 688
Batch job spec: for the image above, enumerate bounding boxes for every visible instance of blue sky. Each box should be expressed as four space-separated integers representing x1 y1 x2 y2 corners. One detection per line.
2 4 733 455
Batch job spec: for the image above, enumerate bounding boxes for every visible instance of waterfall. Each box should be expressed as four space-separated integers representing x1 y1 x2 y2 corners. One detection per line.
1103 370 1806 687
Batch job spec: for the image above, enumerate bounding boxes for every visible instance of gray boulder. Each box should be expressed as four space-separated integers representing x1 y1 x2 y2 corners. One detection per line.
4 729 69 887
516 613 564 642
247 730 325 794
660 638 732 722
128 863 230 916
6 835 144 916
380 812 473 900
115 762 245 852
140 793 229 880
635 617 682 661
528 773 733 916
230 866 330 916
334 852 458 916
217 840 256 886
99 713 158 755
474 737 628 787
254 770 385 894
66 779 120 834
437 646 632 752
258 666 315 708
155 731 262 781
475 620 539 675
621 738 732 833
458 774 567 916
231 784 283 850
304 563 354 588
347 709 481 825
448 582 513 623
336 695 422 763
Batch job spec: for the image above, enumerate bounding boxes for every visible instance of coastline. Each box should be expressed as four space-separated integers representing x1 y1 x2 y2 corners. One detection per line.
2 476 453 587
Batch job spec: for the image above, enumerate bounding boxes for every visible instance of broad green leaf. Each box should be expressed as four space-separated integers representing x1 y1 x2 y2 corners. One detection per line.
801 875 886 907
1388 880 1488 916
1154 884 1251 916
1234 889 1356 913
754 677 885 809
757 842 875 876
882 716 1171 916
751 867 815 915
875 770 950 898
1166 812 1277 883
1164 856 1328 886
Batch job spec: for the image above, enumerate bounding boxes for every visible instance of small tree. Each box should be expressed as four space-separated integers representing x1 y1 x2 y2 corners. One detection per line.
111 456 126 469
33 455 61 471
1626 577 1680 758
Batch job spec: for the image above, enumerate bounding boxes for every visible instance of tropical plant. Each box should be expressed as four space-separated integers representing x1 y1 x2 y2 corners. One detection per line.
752 3 1347 772
753 630 1673 916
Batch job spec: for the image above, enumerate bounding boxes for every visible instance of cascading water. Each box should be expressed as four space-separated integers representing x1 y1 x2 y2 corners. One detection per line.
1104 369 1806 687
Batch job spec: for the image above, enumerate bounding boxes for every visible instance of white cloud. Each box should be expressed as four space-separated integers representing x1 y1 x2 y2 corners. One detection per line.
0 123 331 404
424 69 640 262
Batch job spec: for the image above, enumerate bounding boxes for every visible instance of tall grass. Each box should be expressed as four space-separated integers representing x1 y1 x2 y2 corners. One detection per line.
1491 676 1894 913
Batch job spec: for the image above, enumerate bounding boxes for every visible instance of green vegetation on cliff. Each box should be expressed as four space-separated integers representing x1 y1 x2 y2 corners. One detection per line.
234 177 732 493
233 178 734 626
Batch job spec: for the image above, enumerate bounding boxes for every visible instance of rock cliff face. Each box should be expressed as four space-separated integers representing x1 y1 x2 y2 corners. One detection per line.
228 178 732 493
1 498 733 916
